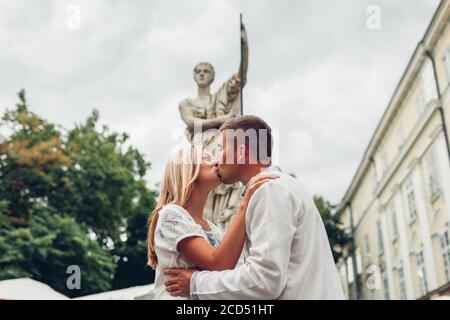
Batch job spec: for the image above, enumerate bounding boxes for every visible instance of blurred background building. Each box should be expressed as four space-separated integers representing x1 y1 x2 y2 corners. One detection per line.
337 0 450 300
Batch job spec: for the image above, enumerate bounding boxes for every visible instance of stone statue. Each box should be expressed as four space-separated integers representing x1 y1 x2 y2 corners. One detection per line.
179 24 249 231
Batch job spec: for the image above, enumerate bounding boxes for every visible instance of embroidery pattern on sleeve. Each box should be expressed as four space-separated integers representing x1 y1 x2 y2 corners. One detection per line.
161 209 183 227
206 232 219 247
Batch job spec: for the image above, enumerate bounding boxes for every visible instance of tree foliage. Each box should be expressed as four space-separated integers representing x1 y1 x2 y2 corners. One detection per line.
0 90 156 297
0 205 115 297
314 195 348 263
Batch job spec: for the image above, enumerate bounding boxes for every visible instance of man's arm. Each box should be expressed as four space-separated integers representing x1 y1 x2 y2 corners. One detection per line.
166 182 300 300
194 182 299 299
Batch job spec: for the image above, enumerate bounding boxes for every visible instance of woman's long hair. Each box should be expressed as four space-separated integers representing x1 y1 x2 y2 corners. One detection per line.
147 145 202 269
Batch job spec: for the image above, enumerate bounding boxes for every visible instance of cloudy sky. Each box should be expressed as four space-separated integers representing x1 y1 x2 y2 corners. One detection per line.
0 0 442 203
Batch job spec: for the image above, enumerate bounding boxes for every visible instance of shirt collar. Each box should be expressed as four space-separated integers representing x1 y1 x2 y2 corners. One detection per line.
240 164 282 197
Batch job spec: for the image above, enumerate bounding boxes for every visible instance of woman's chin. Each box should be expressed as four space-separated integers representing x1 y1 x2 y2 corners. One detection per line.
209 176 221 188
201 177 221 190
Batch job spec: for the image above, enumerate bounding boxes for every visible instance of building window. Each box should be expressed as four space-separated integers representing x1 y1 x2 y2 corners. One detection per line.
372 167 378 192
347 257 354 283
416 91 427 115
356 247 363 275
405 180 417 221
374 154 382 182
389 203 399 240
440 231 450 282
425 150 440 199
444 48 450 85
368 286 375 300
376 220 384 255
398 262 407 300
416 247 428 296
380 262 390 300
363 234 371 264
340 264 347 285
382 153 389 174
397 126 406 150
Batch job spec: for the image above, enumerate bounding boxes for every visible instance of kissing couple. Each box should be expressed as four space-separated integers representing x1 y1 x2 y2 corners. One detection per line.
147 115 345 300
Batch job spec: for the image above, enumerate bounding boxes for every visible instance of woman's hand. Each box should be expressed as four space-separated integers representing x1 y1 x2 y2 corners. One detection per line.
243 173 279 205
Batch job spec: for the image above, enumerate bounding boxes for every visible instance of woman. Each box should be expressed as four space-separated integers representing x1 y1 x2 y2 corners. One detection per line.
147 145 276 299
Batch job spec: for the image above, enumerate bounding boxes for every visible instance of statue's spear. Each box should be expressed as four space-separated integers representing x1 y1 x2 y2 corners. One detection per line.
240 13 244 115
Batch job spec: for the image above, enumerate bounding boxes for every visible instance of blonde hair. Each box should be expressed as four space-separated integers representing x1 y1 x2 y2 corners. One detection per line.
147 145 202 269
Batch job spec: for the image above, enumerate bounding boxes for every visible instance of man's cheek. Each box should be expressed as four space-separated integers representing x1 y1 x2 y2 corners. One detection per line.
221 151 226 164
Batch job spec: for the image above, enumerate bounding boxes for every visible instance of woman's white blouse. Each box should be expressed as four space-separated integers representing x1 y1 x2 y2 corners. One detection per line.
153 204 223 300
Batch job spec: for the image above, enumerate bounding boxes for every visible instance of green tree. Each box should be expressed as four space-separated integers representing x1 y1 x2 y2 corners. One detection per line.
112 185 157 289
314 195 348 262
48 109 151 245
0 204 115 297
0 90 157 296
0 89 70 224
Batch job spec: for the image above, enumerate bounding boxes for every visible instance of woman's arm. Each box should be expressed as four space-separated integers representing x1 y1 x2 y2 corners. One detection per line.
177 173 279 271
177 203 246 271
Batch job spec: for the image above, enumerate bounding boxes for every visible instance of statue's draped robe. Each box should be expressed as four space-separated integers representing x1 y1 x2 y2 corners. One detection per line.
179 73 244 231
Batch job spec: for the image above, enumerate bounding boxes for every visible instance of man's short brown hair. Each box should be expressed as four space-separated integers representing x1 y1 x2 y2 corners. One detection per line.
219 115 272 163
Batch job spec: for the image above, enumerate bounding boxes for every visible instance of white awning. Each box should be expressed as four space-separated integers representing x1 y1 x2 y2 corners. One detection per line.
0 278 69 300
74 284 155 300
0 278 155 300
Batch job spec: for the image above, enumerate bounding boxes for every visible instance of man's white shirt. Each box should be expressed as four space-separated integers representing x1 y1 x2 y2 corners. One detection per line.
190 167 345 300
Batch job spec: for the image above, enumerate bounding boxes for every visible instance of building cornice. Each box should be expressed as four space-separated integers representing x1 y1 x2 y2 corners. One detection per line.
339 0 449 210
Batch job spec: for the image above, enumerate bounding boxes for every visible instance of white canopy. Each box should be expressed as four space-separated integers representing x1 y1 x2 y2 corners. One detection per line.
74 284 154 300
0 278 154 300
0 278 69 300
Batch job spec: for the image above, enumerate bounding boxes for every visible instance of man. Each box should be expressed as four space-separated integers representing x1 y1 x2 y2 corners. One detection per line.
164 115 345 299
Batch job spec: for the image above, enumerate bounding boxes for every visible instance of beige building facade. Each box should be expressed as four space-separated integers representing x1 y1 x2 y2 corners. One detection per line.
337 0 450 300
